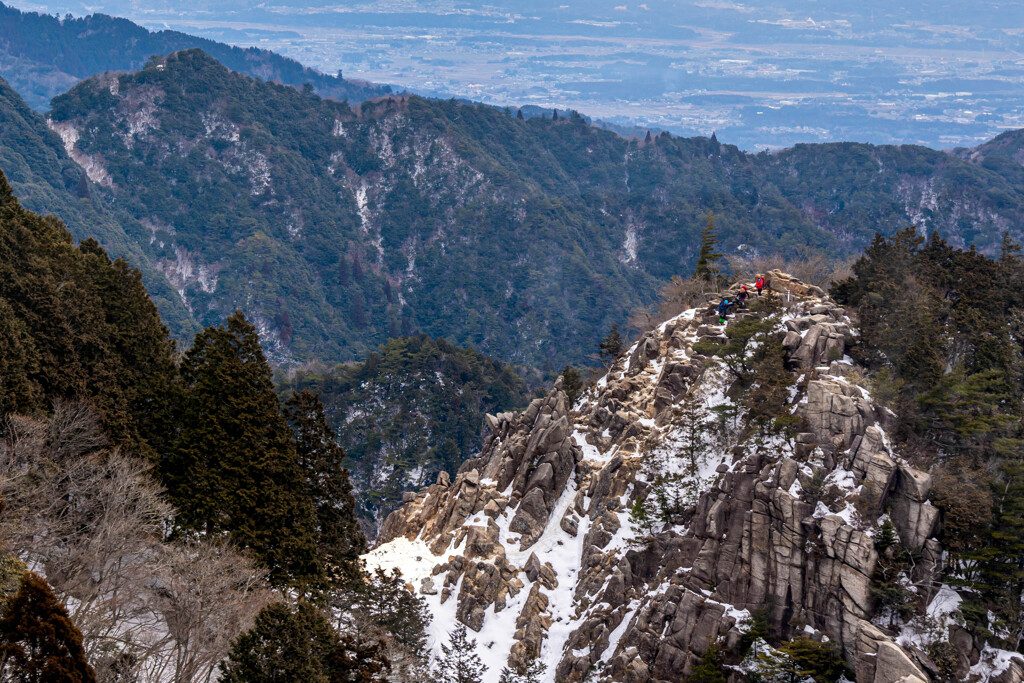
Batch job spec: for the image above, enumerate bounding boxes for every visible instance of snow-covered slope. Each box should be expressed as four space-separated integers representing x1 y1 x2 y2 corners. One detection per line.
364 270 1024 683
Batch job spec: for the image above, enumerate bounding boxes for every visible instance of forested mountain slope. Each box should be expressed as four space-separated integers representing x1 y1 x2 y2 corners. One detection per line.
281 335 534 536
43 49 1024 369
0 2 393 111
0 73 194 336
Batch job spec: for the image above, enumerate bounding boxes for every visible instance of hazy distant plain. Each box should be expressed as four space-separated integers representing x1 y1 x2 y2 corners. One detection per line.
14 0 1024 149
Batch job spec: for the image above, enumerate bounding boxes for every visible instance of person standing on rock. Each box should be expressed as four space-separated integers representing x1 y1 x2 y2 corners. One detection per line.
755 274 766 296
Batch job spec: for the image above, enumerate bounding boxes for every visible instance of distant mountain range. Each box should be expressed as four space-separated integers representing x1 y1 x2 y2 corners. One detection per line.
35 49 1024 368
4 14 1024 369
0 2 395 111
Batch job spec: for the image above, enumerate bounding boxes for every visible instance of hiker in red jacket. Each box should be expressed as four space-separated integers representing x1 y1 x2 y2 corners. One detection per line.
755 274 766 296
736 285 749 308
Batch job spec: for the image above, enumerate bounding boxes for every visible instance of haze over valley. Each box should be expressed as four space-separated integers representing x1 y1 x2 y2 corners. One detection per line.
13 0 1024 148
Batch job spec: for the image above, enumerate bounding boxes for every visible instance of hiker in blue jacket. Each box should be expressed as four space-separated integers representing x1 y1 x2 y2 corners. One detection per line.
717 298 731 323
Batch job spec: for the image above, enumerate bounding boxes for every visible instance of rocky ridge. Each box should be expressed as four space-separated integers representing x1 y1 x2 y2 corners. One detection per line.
364 271 1024 682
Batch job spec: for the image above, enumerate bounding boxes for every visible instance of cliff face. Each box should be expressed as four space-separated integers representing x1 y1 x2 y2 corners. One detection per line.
369 271 1017 682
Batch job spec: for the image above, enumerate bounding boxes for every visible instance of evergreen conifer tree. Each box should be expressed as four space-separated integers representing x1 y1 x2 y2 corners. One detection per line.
598 324 623 365
434 623 486 683
498 658 546 683
676 392 709 481
165 310 320 586
870 520 916 629
628 493 658 541
220 601 338 683
0 572 96 683
689 641 727 683
560 366 583 406
327 633 391 683
357 568 431 661
285 390 367 589
694 210 723 284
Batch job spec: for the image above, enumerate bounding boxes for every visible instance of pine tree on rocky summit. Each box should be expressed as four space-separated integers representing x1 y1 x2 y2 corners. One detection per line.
598 324 623 364
560 365 583 406
285 389 367 589
164 310 320 587
0 572 97 683
434 623 486 683
694 210 724 285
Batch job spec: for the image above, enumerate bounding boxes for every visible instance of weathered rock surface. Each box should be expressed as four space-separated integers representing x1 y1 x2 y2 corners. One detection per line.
366 274 1003 683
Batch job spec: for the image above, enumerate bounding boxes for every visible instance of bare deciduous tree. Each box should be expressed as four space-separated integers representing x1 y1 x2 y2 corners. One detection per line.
149 540 272 683
0 402 272 682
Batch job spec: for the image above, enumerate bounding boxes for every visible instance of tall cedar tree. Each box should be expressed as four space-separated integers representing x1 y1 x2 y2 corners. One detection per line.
0 172 177 454
434 623 486 683
221 601 389 683
354 568 431 661
285 390 367 589
165 311 320 587
0 572 96 683
694 210 723 284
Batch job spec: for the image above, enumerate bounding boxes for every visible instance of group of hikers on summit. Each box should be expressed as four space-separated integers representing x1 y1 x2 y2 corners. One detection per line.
717 273 768 323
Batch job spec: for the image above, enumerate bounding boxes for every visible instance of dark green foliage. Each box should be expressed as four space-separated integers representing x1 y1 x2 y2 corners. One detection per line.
561 365 584 406
0 169 178 454
599 324 624 364
694 314 777 384
285 390 367 589
165 310 320 587
742 332 800 437
740 608 772 656
281 335 530 533
628 492 658 541
835 228 1023 461
0 572 96 683
689 642 727 683
694 210 724 284
220 601 390 683
327 635 391 683
434 623 486 683
834 229 1024 645
220 602 338 683
330 568 431 679
346 568 431 661
759 637 851 683
694 302 797 436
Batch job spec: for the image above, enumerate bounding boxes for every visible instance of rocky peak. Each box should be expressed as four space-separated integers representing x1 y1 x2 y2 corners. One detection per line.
365 272 1021 682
